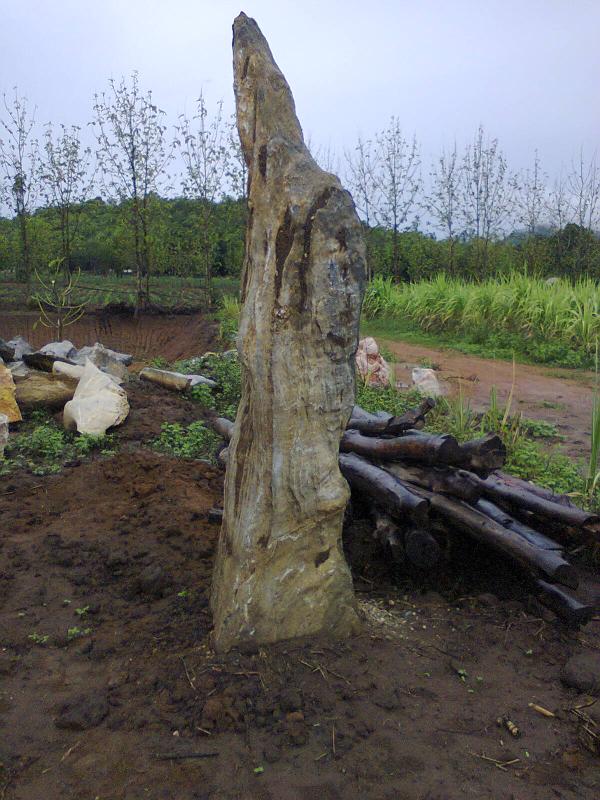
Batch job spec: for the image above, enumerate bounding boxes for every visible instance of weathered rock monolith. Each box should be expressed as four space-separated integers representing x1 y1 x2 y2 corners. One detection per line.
210 13 366 651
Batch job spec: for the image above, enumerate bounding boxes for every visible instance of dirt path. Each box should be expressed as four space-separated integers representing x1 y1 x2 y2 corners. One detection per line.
382 338 596 460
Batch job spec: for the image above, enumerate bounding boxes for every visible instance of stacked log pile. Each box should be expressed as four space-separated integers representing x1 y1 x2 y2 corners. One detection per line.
209 399 599 628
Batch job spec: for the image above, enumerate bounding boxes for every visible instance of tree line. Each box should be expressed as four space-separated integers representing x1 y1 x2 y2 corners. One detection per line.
1 75 599 311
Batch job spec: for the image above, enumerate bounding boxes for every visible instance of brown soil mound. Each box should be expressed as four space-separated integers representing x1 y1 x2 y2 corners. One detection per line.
1 440 600 798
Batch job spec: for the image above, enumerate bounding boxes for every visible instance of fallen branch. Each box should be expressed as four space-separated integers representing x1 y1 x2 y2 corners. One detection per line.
474 498 564 551
534 578 595 627
458 433 507 472
339 453 429 525
348 398 436 436
481 475 599 531
386 462 483 504
341 429 461 466
396 484 578 588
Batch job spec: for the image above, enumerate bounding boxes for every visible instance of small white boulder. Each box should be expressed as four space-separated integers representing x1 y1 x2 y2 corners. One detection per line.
39 340 77 360
411 367 442 397
63 360 129 436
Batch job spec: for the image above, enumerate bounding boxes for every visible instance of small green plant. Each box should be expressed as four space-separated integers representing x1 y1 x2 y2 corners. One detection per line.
177 589 190 599
585 343 600 498
28 632 50 645
153 421 221 462
520 418 560 439
416 356 439 370
149 356 169 369
379 344 395 363
217 294 241 343
75 606 90 617
18 425 67 460
73 433 114 456
188 383 214 408
67 626 91 641
177 352 242 418
2 418 117 476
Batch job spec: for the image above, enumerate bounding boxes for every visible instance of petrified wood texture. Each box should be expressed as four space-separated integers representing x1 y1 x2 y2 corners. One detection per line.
211 13 366 651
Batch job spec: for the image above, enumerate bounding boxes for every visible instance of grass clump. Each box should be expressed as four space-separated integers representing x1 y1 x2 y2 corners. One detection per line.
153 421 221 463
217 294 241 345
175 352 241 419
1 412 115 476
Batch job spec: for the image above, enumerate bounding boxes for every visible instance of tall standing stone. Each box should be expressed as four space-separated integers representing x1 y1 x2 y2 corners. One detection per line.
211 13 366 651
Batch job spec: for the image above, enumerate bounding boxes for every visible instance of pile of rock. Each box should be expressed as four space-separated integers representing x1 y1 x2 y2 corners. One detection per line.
0 336 132 435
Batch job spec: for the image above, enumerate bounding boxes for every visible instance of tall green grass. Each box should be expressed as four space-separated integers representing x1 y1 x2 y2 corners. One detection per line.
363 274 600 368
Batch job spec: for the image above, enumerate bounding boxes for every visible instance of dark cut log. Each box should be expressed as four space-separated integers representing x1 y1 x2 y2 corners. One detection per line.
22 351 75 373
404 528 441 570
341 429 461 465
385 462 482 503
398 485 578 588
372 509 405 564
348 398 436 436
534 579 595 628
480 475 599 531
475 498 564 551
339 453 429 525
493 471 575 508
351 405 392 423
210 417 234 441
458 433 507 472
372 506 440 570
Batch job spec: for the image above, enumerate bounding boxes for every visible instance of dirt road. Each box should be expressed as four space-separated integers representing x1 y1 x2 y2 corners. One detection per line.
383 338 596 460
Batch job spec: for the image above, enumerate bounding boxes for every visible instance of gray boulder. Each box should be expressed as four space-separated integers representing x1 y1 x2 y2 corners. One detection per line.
74 343 133 367
8 361 30 378
39 340 77 360
7 336 33 360
72 343 130 382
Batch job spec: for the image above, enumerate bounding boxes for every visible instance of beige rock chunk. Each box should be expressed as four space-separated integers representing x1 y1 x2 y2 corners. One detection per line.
0 362 22 422
210 14 366 652
63 360 129 436
355 337 391 387
13 370 77 411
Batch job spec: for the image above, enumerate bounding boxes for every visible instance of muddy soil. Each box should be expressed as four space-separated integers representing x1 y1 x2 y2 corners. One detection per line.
0 311 218 363
1 387 600 799
383 338 596 460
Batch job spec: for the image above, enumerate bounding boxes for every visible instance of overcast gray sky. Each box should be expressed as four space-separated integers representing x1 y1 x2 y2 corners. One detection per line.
2 0 599 177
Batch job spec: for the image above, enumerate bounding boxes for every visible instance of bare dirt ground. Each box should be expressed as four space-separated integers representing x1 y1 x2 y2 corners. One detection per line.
383 338 596 460
1 380 600 799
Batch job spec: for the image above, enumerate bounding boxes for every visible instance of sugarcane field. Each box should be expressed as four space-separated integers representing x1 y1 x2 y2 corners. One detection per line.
2 4 600 800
